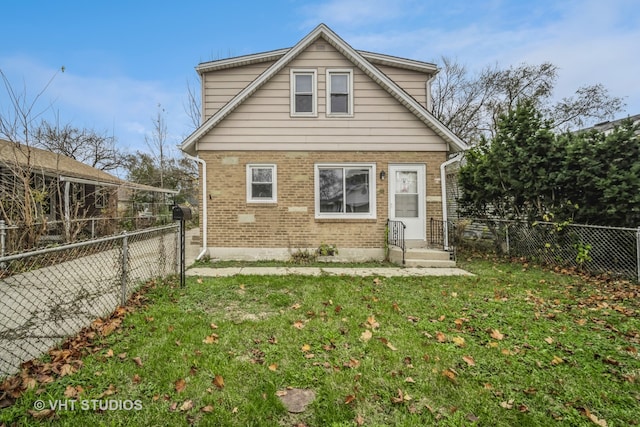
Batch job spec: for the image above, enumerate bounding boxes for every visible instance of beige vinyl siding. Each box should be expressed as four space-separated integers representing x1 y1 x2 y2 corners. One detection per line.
374 64 431 108
199 40 448 152
203 61 276 119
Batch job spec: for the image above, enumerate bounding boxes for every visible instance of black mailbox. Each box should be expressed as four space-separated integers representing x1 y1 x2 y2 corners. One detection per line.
172 205 192 221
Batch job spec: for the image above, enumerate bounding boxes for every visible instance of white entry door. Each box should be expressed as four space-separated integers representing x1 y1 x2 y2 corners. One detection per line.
388 164 426 241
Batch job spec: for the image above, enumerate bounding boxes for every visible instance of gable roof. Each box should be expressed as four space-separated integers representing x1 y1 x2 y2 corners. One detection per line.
0 138 177 194
181 23 468 155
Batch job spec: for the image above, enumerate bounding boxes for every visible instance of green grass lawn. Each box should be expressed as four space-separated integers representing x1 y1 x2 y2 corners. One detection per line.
1 256 639 426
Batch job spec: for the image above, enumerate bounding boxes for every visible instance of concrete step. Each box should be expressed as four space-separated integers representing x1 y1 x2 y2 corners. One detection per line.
405 248 452 261
404 258 456 268
389 247 455 267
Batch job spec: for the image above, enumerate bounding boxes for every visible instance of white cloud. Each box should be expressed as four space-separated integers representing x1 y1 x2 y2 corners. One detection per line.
300 0 640 117
0 55 192 152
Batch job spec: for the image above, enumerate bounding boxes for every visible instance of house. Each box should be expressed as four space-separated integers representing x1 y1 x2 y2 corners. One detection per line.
181 24 468 263
0 138 177 251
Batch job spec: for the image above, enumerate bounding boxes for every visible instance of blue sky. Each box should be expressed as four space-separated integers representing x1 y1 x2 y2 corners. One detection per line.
1 0 638 175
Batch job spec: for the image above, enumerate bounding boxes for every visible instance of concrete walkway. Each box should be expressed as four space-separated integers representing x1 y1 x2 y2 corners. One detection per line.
186 266 474 277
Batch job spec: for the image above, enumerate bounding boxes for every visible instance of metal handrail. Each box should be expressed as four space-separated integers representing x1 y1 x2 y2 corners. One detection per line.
386 219 406 265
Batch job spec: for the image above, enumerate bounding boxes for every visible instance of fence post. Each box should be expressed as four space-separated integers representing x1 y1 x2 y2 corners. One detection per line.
636 227 640 283
121 231 128 306
505 223 510 254
0 220 6 258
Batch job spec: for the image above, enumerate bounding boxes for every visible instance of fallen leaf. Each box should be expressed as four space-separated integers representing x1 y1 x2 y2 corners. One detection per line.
28 409 55 419
203 334 219 344
210 323 218 329
442 369 457 383
490 329 504 340
180 400 194 411
64 385 79 398
293 320 305 330
544 337 554 345
268 363 278 371
360 330 373 342
175 378 186 393
367 316 380 329
290 303 301 310
390 388 404 404
105 349 114 358
213 375 224 389
201 405 214 413
345 395 356 404
275 390 287 397
355 414 365 426
301 344 311 352
132 374 141 384
452 336 466 347
59 364 75 377
463 355 476 366
132 357 143 367
405 377 415 383
392 302 400 312
551 355 564 366
436 332 447 343
500 399 514 409
346 358 360 369
585 408 608 426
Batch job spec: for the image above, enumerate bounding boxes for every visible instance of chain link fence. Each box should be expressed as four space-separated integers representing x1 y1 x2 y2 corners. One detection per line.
0 224 179 378
457 219 640 282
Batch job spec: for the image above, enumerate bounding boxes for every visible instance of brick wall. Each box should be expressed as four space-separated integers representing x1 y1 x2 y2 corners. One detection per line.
200 151 446 250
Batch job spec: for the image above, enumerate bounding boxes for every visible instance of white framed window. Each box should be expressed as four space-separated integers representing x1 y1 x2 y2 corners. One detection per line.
326 69 353 116
315 163 376 219
290 69 317 116
247 164 277 203
94 186 106 209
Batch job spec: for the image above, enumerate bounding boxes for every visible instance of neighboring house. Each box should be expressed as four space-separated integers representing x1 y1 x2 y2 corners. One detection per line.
181 24 468 262
0 138 177 247
581 113 640 135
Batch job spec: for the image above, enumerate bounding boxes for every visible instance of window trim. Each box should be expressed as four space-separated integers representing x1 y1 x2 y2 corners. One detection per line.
290 69 317 117
326 69 354 117
314 163 376 219
246 164 277 203
94 186 106 209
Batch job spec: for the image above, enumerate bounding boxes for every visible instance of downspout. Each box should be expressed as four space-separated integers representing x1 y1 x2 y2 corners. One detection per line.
440 153 463 251
183 152 208 260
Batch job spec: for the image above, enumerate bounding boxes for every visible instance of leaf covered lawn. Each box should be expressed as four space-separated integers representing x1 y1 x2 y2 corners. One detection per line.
1 257 639 426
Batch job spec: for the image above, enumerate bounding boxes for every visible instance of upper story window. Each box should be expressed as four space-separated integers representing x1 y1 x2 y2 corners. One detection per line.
247 164 277 203
291 70 317 116
327 70 353 116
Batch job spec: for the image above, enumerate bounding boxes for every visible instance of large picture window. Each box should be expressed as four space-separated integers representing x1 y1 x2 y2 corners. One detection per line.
315 164 376 219
291 70 317 116
247 164 277 203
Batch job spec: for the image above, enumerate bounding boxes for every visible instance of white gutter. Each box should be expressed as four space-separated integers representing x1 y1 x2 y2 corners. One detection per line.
182 152 208 260
440 153 463 250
